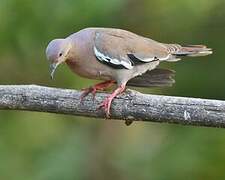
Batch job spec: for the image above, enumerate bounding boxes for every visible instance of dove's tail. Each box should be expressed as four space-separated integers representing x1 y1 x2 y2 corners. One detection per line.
173 45 212 57
164 44 212 62
127 68 175 88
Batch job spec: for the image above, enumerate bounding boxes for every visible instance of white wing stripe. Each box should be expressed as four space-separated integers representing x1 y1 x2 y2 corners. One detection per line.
94 46 133 69
158 54 170 61
140 57 155 62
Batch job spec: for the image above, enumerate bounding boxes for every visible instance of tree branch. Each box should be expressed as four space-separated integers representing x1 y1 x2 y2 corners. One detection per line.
0 85 225 128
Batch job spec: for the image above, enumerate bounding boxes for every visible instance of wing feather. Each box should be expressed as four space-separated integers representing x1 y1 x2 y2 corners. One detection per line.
93 29 170 69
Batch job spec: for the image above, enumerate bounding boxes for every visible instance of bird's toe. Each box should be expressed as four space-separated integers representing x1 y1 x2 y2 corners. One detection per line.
98 97 112 118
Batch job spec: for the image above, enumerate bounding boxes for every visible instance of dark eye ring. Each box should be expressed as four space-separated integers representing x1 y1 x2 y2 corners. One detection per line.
59 53 63 57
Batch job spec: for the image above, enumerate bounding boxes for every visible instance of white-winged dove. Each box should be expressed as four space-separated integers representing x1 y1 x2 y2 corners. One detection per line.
46 27 212 117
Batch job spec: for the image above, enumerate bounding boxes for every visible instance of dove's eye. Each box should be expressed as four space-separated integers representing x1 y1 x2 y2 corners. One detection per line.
59 53 63 57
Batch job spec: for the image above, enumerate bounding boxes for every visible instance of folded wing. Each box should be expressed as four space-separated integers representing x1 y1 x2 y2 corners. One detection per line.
93 29 171 69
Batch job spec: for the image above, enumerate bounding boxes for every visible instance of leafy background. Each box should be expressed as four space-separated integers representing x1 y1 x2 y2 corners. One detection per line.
0 0 225 179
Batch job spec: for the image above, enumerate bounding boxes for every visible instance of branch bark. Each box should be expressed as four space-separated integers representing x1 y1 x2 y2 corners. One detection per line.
0 85 225 128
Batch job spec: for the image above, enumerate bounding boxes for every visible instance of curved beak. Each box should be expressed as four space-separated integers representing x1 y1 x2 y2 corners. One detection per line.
49 63 59 79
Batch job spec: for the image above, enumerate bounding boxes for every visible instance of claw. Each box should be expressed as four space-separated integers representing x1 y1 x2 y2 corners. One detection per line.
98 97 112 118
91 88 97 101
80 80 115 103
98 84 126 118
80 87 93 102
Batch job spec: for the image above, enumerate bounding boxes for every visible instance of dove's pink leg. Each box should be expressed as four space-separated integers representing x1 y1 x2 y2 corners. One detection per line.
80 80 115 101
98 83 126 117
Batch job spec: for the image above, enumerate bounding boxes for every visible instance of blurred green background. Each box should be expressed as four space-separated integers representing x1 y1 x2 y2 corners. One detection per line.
0 0 225 179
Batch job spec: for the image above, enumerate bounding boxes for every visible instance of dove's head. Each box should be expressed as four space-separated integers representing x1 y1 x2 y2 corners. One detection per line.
46 38 72 79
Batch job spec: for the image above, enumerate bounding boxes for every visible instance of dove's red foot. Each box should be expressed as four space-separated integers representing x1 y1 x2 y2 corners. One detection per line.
98 84 126 117
80 80 115 101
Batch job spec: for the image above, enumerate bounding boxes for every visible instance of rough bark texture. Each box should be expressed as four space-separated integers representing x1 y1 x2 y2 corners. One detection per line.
0 85 225 128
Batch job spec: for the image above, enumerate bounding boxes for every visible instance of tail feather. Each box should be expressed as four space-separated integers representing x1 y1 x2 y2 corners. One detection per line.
172 44 213 57
127 68 175 88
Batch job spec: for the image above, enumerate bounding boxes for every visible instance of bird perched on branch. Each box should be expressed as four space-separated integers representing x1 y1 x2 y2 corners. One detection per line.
46 27 212 118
